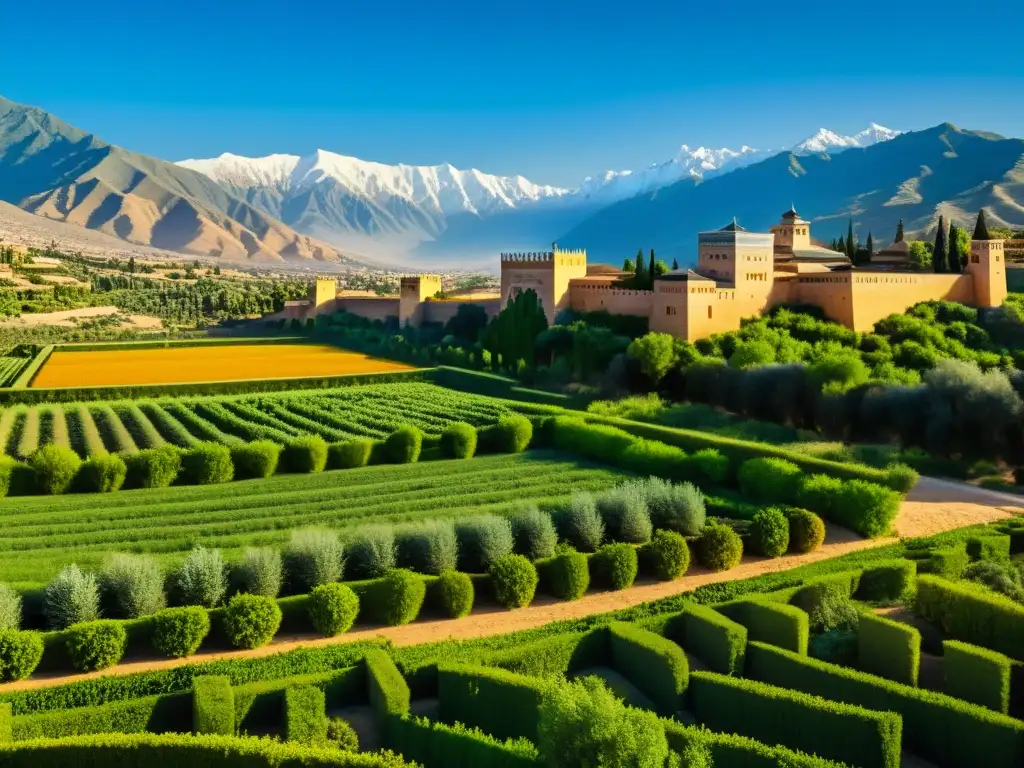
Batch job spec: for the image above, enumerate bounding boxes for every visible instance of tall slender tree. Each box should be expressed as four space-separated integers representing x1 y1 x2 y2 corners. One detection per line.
866 232 874 262
647 249 656 289
846 220 856 261
634 248 646 287
895 218 905 242
622 257 634 272
933 215 947 273
837 235 846 254
947 223 962 273
671 258 679 270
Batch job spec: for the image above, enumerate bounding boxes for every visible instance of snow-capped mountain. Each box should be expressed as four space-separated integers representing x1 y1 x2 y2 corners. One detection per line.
792 123 902 154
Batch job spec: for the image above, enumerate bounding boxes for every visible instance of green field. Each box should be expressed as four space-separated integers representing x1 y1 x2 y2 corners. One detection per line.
0 451 627 582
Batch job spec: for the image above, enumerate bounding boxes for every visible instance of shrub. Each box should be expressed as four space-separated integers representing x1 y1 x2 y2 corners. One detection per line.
644 479 706 536
929 546 970 579
223 593 282 649
440 422 478 459
327 716 360 751
884 462 919 492
490 554 539 608
672 601 747 676
857 561 916 603
173 546 227 608
555 492 605 552
123 444 181 489
308 583 359 636
234 547 283 598
696 523 743 572
43 565 100 630
0 630 43 682
609 621 690 715
750 507 790 558
791 572 861 620
738 457 803 505
326 439 373 469
592 543 639 590
229 440 281 479
285 684 328 744
280 435 328 474
74 453 127 493
28 444 82 495
596 485 652 544
193 675 234 735
966 535 1011 563
433 571 474 619
943 640 1012 714
364 569 426 626
65 620 127 672
179 442 233 485
787 509 826 553
0 584 21 631
963 561 1024 602
455 515 514 573
542 549 590 600
857 612 920 686
151 606 210 658
643 530 690 580
283 529 343 593
915 574 1024 660
687 448 730 485
493 414 533 453
101 553 166 619
510 506 558 560
721 599 810 656
800 475 900 538
384 425 423 464
395 519 457 575
345 525 397 580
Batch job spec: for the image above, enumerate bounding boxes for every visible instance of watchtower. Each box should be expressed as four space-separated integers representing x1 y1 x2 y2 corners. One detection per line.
966 209 1008 308
399 274 442 327
499 243 587 323
309 278 338 316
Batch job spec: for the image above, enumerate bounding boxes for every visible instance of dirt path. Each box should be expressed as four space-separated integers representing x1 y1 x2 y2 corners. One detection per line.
2 478 1017 695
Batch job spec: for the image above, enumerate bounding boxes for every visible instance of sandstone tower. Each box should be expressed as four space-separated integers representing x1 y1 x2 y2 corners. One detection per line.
499 244 587 323
310 278 337 315
399 274 442 327
966 209 1008 308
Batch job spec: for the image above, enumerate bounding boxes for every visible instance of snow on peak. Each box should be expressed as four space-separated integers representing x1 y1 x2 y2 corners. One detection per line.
793 124 901 155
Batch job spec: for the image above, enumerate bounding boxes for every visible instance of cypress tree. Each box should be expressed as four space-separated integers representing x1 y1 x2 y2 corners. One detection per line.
846 220 855 261
634 248 646 286
895 218 905 242
866 232 874 261
623 257 634 272
973 208 991 240
933 215 947 273
671 258 679 270
837 235 846 254
947 223 961 273
648 249 656 289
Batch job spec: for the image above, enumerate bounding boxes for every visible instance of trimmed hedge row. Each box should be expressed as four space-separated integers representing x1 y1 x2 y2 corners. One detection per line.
943 640 1013 714
387 713 540 768
664 601 747 676
192 676 234 735
746 640 1024 768
688 670 902 768
857 612 920 686
607 621 689 716
366 649 410 741
719 598 809 655
286 685 328 744
662 719 849 768
437 664 546 742
11 691 192 740
233 666 364 734
915 574 1024 661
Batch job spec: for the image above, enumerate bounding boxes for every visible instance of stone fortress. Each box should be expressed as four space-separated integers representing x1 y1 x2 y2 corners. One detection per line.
282 207 1007 342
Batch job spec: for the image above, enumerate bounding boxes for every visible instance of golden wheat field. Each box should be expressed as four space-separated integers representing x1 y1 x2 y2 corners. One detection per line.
31 344 415 387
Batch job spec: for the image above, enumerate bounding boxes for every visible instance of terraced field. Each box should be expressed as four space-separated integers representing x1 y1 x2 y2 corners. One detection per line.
0 451 627 583
0 383 529 458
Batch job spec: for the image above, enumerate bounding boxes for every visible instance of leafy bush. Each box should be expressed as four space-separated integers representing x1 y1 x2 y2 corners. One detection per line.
644 479 706 536
123 444 181 489
687 448 730 485
308 583 359 636
151 606 210 658
750 507 790 558
440 422 478 459
510 506 558 560
787 509 826 553
857 561 916 603
596 485 652 543
493 414 533 453
65 620 127 672
799 475 900 538
455 515 514 573
966 535 1012 563
739 457 803 505
283 529 344 593
234 547 283 598
555 492 605 552
592 543 639 590
285 684 328 744
0 630 43 682
327 716 360 751
326 439 373 469
433 570 474 618
884 462 919 492
384 425 423 464
929 546 970 579
0 584 21 631
173 546 227 608
74 453 127 493
223 593 282 649
101 553 166 618
490 554 539 608
44 565 100 630
696 523 743 572
279 435 328 474
364 569 426 626
229 440 281 480
808 593 861 635
395 519 457 575
29 444 82 495
542 549 590 600
345 525 397 580
963 561 1024 602
179 442 233 485
193 675 234 735
643 530 690 580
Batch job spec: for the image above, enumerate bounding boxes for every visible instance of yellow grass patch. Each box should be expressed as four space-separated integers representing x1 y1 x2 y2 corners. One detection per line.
31 344 414 388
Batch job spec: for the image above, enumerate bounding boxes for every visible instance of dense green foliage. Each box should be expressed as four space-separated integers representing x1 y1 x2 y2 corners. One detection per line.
222 594 282 650
489 555 538 609
942 640 1012 714
151 607 210 659
192 676 234 735
308 584 359 637
857 613 920 686
64 621 127 672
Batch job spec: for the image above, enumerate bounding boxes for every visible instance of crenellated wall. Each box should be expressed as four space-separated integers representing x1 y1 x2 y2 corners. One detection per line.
568 280 653 315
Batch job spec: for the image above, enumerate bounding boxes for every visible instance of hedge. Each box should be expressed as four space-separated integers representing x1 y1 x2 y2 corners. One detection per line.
789 571 861 617
388 713 539 768
857 612 920 686
286 685 328 744
663 719 849 768
718 598 809 655
537 551 589 601
0 703 8 743
738 457 803 505
232 666 363 734
856 561 915 603
607 621 688 715
915 574 1024 661
664 602 747 676
943 640 1013 714
12 691 191 740
366 649 410 742
966 535 1011 563
687 670 901 768
437 664 546 742
928 546 969 579
746 640 1024 767
192 676 234 735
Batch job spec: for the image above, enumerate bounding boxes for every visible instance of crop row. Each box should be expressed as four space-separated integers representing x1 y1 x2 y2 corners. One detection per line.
0 356 28 387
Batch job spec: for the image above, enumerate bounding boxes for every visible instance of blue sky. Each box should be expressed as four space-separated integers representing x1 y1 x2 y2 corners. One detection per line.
2 0 1021 187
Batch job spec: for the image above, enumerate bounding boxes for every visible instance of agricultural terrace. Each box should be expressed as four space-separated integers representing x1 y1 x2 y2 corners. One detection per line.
29 343 413 387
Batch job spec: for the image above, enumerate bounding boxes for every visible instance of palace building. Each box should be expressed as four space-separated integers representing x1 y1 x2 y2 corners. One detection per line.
280 207 1007 343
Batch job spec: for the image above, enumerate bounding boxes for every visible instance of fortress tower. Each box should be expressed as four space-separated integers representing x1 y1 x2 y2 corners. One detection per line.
967 209 1008 308
310 278 338 315
399 274 442 327
770 206 812 254
499 244 587 323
